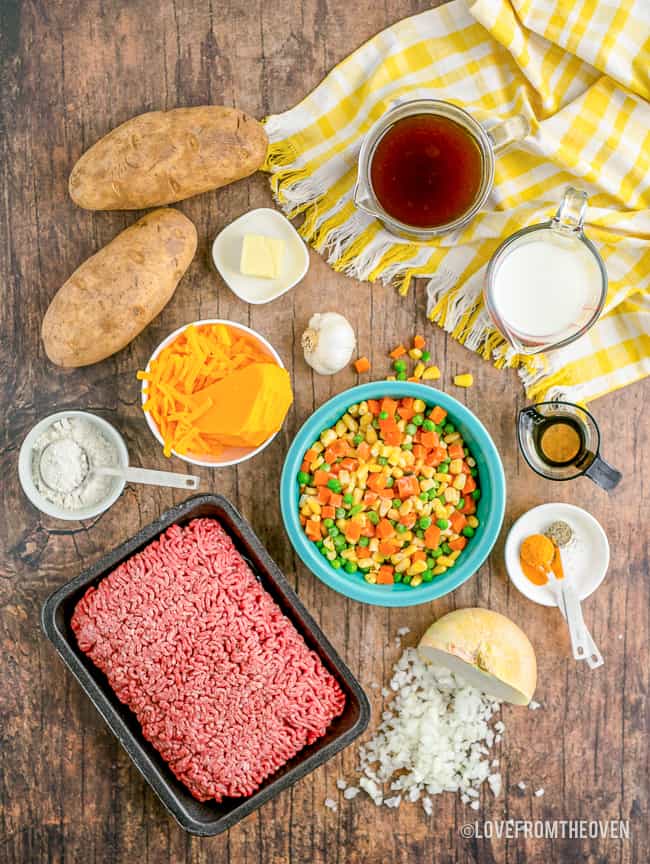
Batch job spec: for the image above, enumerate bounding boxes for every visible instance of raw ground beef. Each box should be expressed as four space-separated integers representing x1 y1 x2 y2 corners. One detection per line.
71 518 346 802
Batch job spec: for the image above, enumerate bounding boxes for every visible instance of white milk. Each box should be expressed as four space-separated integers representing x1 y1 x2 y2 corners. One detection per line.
492 229 601 337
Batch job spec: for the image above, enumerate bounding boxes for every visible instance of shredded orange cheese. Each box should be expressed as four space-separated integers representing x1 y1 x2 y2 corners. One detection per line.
137 324 272 457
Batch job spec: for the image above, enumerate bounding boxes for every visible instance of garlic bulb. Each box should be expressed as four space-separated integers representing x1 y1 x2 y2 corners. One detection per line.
301 312 356 375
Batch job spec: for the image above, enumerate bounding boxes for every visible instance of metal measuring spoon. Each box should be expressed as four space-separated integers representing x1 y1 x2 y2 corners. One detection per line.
38 439 200 493
544 521 603 669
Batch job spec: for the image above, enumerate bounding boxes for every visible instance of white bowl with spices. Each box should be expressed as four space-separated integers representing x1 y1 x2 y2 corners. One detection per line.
18 411 129 521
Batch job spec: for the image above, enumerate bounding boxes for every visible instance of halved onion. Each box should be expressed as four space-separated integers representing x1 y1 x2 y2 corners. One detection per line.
418 607 537 706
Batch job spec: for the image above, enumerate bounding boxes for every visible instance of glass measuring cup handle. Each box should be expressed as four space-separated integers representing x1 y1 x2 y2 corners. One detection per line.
584 454 622 491
486 114 530 155
552 187 588 234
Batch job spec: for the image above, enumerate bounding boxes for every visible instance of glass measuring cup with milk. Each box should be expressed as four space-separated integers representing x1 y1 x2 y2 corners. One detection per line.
485 188 607 354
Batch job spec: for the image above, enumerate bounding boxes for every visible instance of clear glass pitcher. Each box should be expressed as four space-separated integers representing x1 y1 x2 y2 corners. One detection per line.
353 98 529 241
485 188 608 355
517 401 622 492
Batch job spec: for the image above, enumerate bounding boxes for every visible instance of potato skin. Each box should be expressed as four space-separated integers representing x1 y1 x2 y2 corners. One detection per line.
69 106 268 210
42 209 197 367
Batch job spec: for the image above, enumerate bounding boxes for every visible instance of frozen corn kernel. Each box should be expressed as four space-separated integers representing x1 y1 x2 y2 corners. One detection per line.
395 558 411 573
413 362 425 379
454 373 474 388
467 516 479 528
408 348 423 360
453 474 467 490
422 365 441 380
410 574 423 587
413 399 426 413
407 560 427 576
449 459 464 475
433 565 447 576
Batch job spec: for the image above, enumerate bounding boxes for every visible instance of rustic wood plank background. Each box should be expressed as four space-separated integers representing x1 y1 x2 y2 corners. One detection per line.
1 0 648 862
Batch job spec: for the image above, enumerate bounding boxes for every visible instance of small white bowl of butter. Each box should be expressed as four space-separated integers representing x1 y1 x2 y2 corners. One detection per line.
211 207 310 304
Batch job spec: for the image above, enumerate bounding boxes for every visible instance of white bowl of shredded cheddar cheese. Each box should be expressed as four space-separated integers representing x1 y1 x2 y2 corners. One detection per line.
139 319 289 469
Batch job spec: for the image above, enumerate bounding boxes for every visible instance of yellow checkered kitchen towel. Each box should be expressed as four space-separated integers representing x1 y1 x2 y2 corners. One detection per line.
264 0 650 404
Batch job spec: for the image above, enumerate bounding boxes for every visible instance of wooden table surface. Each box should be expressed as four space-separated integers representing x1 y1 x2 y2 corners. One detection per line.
1 1 648 862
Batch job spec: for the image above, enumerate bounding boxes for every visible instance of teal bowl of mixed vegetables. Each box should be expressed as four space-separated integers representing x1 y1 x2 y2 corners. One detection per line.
280 382 505 607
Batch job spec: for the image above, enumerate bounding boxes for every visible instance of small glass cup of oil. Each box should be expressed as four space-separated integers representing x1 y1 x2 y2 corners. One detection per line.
517 401 621 492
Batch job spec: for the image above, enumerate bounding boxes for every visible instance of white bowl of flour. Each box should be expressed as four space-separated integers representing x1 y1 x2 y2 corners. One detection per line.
18 411 129 521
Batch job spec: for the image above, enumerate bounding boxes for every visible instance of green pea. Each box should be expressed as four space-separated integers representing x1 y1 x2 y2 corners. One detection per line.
402 442 413 451
418 516 432 529
334 535 347 550
349 504 363 516
335 507 346 519
397 371 408 381
328 526 339 538
402 574 412 585
393 359 407 372
353 434 364 446
372 418 380 429
316 540 324 548
419 491 429 501
343 493 354 505
379 410 389 420
323 518 334 528
385 476 395 488
358 536 370 547
436 518 449 530
327 478 342 493
413 414 424 426
438 464 449 474
393 571 403 583
462 526 475 538
422 419 435 432
331 559 342 569
377 456 388 465
471 468 478 477
442 542 452 555
472 489 481 500
321 462 331 472
427 489 438 501
422 569 434 582
426 557 436 568
320 545 330 556
344 561 358 574
396 523 408 534
298 471 311 485
368 510 379 525
421 350 431 362
457 498 465 510
444 423 456 434
415 529 425 539
393 498 402 509
406 423 417 435
431 548 443 558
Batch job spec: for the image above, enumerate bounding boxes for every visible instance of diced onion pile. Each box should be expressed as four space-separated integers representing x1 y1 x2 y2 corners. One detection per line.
346 648 503 811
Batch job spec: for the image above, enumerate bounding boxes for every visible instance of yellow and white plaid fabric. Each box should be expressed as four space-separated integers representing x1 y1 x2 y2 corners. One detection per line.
264 0 650 404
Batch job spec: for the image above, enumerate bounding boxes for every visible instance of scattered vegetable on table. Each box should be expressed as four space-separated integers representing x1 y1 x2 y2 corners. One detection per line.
297 395 481 587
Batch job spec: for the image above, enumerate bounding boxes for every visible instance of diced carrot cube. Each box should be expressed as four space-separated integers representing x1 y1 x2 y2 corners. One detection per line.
380 398 399 417
340 457 358 471
412 444 426 460
357 441 370 460
304 448 318 464
389 345 407 359
419 431 439 449
313 470 330 486
317 487 331 504
367 399 381 415
376 519 395 540
363 491 379 505
330 463 341 474
300 460 310 474
399 512 417 529
306 520 322 540
412 550 427 563
354 356 371 374
396 475 419 499
377 565 395 584
378 486 395 498
329 493 343 508
450 511 467 533
324 447 337 464
448 444 464 459
424 525 441 549
461 497 476 515
407 377 419 382
367 473 387 492
449 537 468 551
322 506 336 519
379 539 399 556
413 335 426 349
345 521 362 543
430 406 447 425
361 522 375 538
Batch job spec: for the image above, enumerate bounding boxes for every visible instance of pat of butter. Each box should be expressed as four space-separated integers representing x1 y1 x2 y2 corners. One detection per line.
240 234 284 280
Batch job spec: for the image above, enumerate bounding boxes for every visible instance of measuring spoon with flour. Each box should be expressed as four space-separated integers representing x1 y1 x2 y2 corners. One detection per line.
38 439 200 493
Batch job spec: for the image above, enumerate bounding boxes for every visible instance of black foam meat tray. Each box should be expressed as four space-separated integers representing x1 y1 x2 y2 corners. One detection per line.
41 494 370 836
